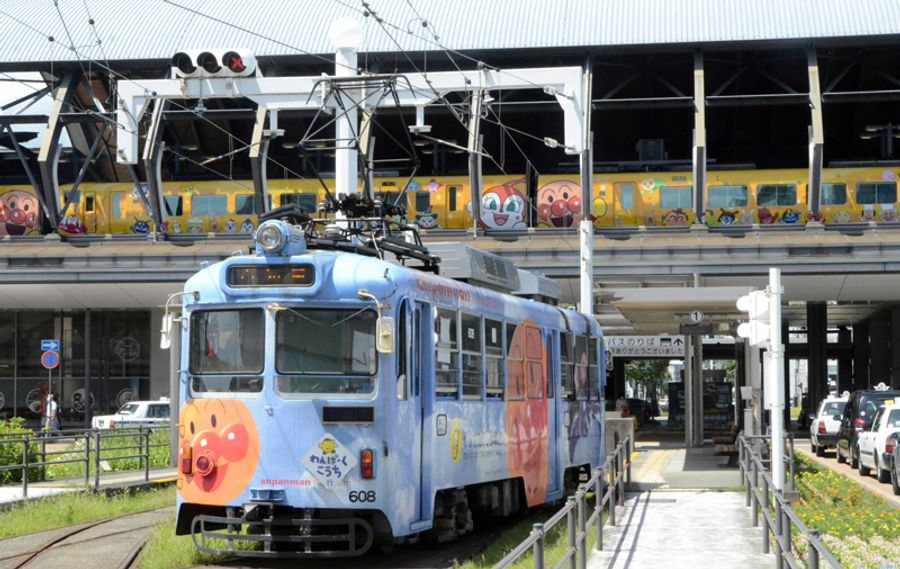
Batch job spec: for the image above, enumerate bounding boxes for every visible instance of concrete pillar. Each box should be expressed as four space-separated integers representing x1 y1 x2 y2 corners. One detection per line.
605 357 626 403
807 302 828 415
745 343 763 438
891 307 900 389
837 326 853 392
693 334 703 444
869 314 890 388
685 336 694 446
852 320 869 391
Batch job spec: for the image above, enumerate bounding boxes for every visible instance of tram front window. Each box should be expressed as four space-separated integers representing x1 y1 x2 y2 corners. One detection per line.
275 308 377 395
189 309 265 377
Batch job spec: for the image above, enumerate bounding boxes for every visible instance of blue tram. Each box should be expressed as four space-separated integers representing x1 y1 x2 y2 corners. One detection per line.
171 207 605 556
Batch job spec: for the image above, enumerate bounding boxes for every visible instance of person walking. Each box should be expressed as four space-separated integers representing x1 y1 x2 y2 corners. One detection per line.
44 393 59 432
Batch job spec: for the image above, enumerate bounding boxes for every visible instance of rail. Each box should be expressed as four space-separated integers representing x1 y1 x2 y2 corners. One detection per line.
493 432 632 569
0 426 170 498
737 434 843 569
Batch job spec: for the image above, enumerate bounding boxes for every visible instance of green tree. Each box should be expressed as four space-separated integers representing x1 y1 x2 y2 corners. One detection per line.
624 360 670 399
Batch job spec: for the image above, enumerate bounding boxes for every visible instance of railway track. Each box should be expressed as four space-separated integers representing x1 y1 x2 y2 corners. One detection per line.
189 507 556 569
0 507 172 569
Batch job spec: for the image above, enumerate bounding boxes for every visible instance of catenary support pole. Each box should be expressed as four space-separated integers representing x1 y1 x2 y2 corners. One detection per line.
769 268 785 491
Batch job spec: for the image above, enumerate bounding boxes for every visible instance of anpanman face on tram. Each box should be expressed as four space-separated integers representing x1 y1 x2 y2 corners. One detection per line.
177 399 259 505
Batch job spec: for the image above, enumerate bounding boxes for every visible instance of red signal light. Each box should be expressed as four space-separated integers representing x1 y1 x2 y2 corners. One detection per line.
360 448 374 479
222 51 246 73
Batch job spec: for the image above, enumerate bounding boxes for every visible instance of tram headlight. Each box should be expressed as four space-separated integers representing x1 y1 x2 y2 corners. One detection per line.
257 221 285 253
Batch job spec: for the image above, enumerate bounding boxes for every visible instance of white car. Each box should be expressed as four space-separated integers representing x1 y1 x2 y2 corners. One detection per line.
809 396 847 456
857 402 900 483
92 399 171 430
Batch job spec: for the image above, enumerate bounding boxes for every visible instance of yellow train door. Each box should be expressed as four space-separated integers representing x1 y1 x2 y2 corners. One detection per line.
591 182 616 227
81 190 104 233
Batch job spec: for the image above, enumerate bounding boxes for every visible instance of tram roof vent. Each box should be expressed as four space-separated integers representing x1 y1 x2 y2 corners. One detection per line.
426 243 520 293
513 269 561 305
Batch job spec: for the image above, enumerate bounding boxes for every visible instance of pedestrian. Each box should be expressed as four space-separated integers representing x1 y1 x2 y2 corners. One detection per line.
44 393 60 433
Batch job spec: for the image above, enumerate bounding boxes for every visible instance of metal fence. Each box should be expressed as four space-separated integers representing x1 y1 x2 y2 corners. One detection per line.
737 434 843 569
493 433 632 569
0 426 170 498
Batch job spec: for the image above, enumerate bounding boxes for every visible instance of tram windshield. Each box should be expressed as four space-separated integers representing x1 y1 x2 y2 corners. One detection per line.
189 309 265 376
275 308 377 394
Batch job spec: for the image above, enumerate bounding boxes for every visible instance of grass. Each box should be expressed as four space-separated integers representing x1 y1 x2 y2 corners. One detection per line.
454 505 602 569
138 513 261 569
138 516 225 569
0 485 174 539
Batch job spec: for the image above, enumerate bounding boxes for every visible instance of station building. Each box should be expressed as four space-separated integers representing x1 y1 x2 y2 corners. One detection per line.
1 0 900 428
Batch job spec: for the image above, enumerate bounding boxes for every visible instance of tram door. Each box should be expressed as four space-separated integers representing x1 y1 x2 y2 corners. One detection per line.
546 330 560 494
411 301 429 523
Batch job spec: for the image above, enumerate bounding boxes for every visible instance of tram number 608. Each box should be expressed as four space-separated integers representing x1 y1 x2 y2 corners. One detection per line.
349 490 376 503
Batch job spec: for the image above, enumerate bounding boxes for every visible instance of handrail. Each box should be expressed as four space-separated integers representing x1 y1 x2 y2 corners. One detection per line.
493 432 632 569
0 426 170 498
737 434 843 569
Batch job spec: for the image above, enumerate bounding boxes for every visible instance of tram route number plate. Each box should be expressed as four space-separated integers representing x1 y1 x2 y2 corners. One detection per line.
301 433 357 489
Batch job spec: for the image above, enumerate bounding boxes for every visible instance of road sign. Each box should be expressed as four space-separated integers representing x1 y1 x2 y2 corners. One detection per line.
41 339 59 351
41 350 60 370
680 323 714 335
689 310 704 323
605 335 685 357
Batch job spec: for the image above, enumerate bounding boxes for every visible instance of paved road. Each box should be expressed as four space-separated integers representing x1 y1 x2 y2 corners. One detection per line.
795 445 900 508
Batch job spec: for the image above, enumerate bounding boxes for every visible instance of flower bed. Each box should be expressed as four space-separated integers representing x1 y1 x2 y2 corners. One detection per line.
791 454 899 567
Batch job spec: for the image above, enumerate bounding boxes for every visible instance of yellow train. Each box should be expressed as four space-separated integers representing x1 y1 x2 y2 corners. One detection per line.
0 166 896 237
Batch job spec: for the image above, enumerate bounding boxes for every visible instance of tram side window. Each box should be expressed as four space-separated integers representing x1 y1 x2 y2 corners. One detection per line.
235 194 260 215
280 193 319 214
164 196 183 216
461 313 483 399
757 184 797 207
856 182 897 204
111 192 122 218
376 191 403 210
526 327 544 400
416 191 431 212
659 186 692 209
435 308 459 398
588 338 600 400
561 333 575 399
821 183 847 206
546 334 555 400
485 318 504 398
618 183 635 209
708 185 748 208
448 186 459 211
192 195 228 216
506 322 525 400
397 300 407 401
574 335 589 400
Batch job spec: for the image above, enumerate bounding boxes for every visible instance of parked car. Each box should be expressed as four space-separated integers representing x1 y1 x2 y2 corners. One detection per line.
91 399 171 429
857 402 900 482
889 432 900 495
836 386 900 468
809 395 848 456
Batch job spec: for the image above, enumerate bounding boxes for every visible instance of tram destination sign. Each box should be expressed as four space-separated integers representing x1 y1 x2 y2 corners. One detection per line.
605 335 685 357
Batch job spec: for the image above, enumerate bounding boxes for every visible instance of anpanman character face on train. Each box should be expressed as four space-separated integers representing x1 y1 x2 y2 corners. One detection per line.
537 181 582 228
178 399 259 505
0 189 39 236
480 181 526 230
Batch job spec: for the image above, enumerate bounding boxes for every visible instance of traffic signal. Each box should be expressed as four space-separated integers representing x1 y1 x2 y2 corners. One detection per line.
171 49 257 78
736 290 771 347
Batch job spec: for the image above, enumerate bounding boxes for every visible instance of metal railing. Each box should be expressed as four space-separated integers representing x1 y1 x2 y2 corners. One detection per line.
493 433 632 569
0 426 170 498
737 434 843 569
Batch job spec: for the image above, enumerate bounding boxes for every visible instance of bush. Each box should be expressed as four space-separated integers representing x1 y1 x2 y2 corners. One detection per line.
0 418 41 484
46 429 171 480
